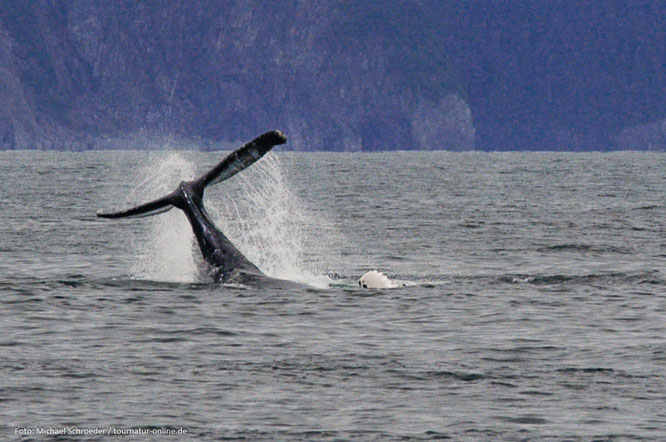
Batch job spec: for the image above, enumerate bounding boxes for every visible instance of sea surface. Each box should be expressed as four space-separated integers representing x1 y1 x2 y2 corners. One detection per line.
0 150 664 440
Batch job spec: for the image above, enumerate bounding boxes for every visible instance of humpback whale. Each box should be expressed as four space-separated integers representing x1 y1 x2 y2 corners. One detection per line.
97 130 297 286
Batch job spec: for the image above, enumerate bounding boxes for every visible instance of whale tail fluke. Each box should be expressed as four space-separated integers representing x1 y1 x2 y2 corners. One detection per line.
195 130 287 189
96 130 287 219
96 193 175 219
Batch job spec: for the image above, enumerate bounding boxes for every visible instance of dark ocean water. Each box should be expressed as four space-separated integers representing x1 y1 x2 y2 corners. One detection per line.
1 150 664 440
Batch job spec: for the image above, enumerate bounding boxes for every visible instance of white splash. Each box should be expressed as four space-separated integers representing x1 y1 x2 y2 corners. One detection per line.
208 153 331 288
129 152 198 283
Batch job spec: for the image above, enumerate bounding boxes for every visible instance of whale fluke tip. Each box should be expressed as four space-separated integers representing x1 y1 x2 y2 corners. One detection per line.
266 130 287 145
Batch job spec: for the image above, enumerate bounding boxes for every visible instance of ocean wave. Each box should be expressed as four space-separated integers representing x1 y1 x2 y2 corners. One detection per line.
500 270 664 286
537 243 633 254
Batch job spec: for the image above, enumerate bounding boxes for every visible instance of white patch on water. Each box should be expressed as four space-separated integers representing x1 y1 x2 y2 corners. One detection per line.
129 152 198 283
126 151 331 287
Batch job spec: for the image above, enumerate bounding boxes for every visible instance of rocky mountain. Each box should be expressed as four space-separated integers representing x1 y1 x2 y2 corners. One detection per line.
0 0 475 151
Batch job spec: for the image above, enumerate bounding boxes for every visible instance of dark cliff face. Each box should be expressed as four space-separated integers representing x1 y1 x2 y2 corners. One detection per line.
438 1 666 151
2 1 664 151
0 0 475 150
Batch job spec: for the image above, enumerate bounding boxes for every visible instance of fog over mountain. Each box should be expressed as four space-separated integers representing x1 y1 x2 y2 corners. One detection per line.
0 1 663 151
